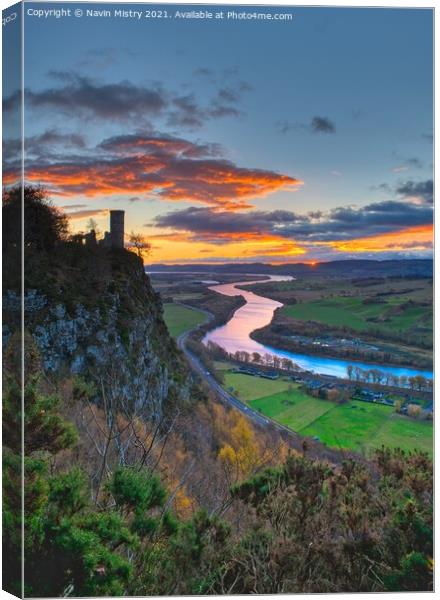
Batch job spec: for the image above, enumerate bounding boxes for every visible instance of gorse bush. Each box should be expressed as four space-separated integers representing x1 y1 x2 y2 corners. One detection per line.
218 449 433 594
3 351 433 595
2 338 173 597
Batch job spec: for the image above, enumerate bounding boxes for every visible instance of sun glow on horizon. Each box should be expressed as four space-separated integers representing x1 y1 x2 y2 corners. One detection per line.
325 224 433 254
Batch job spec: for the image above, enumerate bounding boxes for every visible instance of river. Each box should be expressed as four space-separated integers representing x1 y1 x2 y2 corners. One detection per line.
202 275 433 380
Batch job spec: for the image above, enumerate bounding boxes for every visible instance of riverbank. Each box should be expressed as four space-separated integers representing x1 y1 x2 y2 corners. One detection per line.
238 275 432 372
203 276 433 382
251 311 433 372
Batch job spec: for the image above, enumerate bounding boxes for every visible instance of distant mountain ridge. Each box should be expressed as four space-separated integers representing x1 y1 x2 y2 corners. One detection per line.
146 259 433 278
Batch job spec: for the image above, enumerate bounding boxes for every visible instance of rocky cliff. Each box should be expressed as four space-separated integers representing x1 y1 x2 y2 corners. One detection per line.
3 245 191 421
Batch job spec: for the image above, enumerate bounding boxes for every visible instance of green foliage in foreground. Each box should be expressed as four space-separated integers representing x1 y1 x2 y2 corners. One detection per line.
3 350 433 595
2 340 174 598
163 303 207 338
227 449 433 593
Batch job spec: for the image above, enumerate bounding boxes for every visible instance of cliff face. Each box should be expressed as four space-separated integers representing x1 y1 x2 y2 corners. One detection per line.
4 246 191 421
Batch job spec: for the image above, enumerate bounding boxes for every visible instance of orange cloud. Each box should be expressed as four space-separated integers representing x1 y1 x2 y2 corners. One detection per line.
13 134 302 210
326 224 433 253
3 172 20 186
21 154 166 197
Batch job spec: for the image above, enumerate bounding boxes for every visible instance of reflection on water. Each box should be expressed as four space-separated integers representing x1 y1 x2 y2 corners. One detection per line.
203 276 433 380
203 276 285 355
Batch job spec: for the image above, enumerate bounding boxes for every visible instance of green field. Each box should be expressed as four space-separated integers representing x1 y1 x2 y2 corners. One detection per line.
372 414 433 454
282 296 430 336
251 390 333 429
214 361 235 371
163 303 207 338
172 293 204 301
219 368 432 456
223 371 291 401
300 400 432 455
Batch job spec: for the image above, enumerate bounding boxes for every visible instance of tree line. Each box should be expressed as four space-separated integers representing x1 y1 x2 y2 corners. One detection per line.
205 341 301 373
346 364 433 392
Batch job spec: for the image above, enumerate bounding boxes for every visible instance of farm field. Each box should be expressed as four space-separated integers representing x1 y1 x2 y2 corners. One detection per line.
281 296 430 336
223 371 291 402
300 400 432 455
371 414 433 454
171 293 205 301
214 361 235 371
299 400 394 451
219 368 433 456
163 303 207 338
251 390 333 429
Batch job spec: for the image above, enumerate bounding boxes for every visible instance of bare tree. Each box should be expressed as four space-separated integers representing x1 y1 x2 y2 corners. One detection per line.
87 217 98 231
129 231 151 260
86 217 101 239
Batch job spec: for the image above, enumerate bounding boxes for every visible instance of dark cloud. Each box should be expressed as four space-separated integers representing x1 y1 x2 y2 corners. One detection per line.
276 120 294 135
406 157 423 169
154 207 307 242
396 179 433 205
167 88 242 128
4 130 87 168
153 199 432 245
4 70 250 130
375 182 391 193
168 94 205 128
238 81 253 93
20 73 167 121
217 88 240 103
192 67 252 94
2 89 20 113
310 116 336 134
98 133 223 158
391 155 424 173
374 178 433 206
75 47 138 69
118 195 155 204
209 104 241 119
2 137 21 165
193 67 213 78
296 201 432 241
27 131 87 160
276 115 336 135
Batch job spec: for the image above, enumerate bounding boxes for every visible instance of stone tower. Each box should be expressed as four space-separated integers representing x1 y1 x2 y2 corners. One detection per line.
110 210 125 248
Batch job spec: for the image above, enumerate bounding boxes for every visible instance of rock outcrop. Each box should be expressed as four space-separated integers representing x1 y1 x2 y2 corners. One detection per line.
3 248 191 421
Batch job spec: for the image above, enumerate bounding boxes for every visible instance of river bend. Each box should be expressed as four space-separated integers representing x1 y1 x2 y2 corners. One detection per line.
202 276 433 380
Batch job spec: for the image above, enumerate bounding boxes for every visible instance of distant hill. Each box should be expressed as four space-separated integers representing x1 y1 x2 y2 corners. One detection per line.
146 259 433 279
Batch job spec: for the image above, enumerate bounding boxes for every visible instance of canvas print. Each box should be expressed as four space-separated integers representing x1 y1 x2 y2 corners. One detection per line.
2 2 434 597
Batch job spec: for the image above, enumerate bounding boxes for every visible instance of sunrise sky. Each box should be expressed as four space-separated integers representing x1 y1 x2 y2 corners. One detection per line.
3 3 433 263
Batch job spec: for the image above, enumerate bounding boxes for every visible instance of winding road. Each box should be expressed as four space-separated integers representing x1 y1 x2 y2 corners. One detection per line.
177 320 301 440
175 308 379 464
